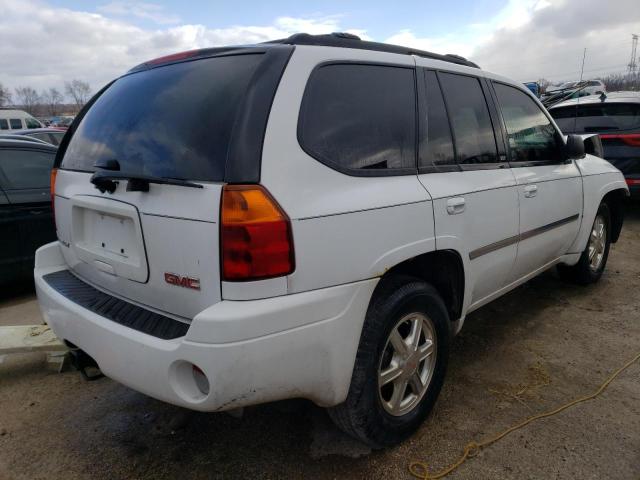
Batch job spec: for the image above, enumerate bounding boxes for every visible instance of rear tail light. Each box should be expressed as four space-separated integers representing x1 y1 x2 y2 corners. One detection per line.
221 185 294 281
626 178 640 186
600 133 640 147
50 168 58 225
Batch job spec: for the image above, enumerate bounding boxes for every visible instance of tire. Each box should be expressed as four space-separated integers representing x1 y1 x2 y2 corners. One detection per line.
328 275 449 448
558 202 611 285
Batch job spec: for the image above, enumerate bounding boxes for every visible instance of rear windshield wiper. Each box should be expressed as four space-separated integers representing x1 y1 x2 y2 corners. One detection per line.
90 170 204 194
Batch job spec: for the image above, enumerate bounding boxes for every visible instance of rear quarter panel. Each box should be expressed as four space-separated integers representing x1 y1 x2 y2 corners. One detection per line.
260 46 436 294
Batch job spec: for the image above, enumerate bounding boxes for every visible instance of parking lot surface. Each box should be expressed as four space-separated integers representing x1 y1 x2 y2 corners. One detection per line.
1 205 639 480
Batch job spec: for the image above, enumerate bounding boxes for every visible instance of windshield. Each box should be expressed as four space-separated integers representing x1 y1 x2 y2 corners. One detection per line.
61 54 263 181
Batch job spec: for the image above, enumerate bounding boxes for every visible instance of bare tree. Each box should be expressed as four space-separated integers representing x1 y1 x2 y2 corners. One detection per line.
14 86 40 114
41 87 64 116
537 78 552 94
0 82 11 107
65 79 91 111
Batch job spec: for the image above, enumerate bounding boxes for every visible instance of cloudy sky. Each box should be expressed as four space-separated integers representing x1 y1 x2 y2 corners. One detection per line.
1 0 639 96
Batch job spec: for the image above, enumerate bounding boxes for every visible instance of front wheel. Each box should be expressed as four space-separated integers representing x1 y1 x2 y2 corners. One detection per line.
558 202 611 285
328 275 449 448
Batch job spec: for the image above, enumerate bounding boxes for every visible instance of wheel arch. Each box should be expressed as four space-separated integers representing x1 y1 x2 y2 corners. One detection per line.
602 188 628 243
376 250 465 324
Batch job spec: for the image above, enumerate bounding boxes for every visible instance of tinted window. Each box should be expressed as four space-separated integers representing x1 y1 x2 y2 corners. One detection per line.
0 149 55 189
494 83 563 163
30 133 55 144
25 117 40 129
0 119 8 130
62 54 264 181
299 64 416 172
439 73 498 165
420 70 455 168
49 132 65 145
550 103 640 133
10 119 22 129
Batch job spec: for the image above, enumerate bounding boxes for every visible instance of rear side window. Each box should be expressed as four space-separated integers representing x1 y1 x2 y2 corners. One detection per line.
550 103 640 133
10 119 22 129
420 70 455 168
493 83 563 164
62 54 264 181
0 149 55 189
0 119 8 130
299 64 416 173
438 73 498 165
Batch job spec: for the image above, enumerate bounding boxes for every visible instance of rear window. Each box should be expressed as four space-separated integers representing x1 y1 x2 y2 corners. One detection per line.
550 103 640 133
61 54 264 181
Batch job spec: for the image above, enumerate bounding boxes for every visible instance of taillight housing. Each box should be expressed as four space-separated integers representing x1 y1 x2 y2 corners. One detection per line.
50 168 58 225
221 185 295 281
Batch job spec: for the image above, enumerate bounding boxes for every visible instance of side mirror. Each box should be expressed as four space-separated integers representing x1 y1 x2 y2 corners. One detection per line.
565 134 586 160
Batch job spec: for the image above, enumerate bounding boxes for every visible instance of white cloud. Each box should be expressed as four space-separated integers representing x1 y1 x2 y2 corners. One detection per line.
0 0 637 100
98 2 181 25
0 1 361 95
471 0 640 82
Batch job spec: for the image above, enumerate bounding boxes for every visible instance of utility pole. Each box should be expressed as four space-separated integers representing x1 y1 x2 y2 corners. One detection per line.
629 34 638 74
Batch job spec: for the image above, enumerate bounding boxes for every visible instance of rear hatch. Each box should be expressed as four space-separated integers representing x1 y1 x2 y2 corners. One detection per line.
53 47 290 319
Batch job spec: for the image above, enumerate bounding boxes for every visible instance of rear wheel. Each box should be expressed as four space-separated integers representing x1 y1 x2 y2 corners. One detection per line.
328 275 449 448
558 202 611 285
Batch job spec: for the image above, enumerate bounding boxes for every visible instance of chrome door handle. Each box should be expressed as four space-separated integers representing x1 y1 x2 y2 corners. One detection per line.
446 197 466 215
524 185 538 198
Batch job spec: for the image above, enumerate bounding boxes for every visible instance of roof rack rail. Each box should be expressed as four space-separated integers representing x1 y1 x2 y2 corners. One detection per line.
265 32 479 68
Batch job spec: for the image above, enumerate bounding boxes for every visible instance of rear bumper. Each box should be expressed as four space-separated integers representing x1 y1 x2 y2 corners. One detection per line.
35 241 377 411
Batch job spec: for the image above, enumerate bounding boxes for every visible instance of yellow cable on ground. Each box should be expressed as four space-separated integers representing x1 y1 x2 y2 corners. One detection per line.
409 351 640 480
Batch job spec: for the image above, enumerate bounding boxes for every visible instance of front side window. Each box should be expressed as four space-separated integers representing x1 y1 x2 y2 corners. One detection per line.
9 119 22 129
25 117 40 129
420 70 455 168
0 149 55 189
299 64 416 173
493 83 563 164
438 72 498 165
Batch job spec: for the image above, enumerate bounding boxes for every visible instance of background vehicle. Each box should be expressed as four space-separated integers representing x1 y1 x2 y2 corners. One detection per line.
8 127 67 146
34 33 628 448
0 134 54 146
549 92 640 196
0 138 57 284
0 109 44 130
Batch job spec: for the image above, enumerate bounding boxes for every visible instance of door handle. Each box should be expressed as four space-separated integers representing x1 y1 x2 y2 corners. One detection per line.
446 197 466 215
524 185 538 198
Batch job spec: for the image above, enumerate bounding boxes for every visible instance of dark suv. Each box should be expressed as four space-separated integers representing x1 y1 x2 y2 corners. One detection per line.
549 92 640 196
0 139 57 284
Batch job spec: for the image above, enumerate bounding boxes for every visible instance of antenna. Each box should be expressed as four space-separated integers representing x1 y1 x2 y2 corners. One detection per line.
629 34 638 74
573 48 587 134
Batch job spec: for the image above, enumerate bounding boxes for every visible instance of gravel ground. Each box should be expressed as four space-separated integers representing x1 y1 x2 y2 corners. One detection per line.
1 204 639 480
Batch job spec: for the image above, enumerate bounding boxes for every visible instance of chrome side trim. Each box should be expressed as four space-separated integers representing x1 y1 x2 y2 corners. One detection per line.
469 234 519 260
469 213 580 260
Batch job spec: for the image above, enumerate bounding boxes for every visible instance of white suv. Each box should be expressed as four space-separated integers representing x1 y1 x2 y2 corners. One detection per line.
35 33 629 448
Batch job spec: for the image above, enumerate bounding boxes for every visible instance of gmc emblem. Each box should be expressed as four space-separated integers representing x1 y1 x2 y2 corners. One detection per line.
164 272 201 291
